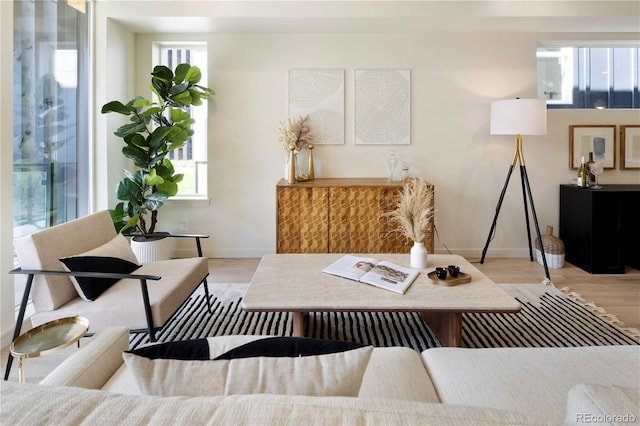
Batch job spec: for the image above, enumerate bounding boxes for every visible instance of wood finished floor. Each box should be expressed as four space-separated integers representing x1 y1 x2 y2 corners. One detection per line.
1 257 638 384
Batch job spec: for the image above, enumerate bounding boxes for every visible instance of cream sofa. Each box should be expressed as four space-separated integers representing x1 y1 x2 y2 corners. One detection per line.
2 328 638 425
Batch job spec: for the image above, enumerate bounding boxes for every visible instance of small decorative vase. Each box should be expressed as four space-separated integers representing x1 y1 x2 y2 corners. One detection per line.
308 144 315 181
295 149 310 182
287 147 296 184
410 241 428 268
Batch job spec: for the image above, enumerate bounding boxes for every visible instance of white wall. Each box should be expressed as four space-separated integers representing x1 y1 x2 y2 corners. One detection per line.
94 18 137 213
120 31 639 259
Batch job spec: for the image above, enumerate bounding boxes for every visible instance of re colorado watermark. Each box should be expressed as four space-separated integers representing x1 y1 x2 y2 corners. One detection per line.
576 413 637 424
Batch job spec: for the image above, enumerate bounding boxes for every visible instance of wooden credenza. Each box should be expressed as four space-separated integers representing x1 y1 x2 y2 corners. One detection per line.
276 178 434 254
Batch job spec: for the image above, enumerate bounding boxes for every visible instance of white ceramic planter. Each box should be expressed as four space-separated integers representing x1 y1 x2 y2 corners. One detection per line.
130 235 171 263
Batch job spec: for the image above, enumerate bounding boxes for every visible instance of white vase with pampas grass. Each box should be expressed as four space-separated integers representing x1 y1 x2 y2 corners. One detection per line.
385 178 434 269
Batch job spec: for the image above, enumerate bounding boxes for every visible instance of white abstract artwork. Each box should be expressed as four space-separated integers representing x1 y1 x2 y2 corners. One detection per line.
289 69 345 145
355 69 410 145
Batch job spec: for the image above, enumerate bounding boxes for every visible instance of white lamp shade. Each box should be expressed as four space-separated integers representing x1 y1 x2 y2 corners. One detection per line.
490 98 547 136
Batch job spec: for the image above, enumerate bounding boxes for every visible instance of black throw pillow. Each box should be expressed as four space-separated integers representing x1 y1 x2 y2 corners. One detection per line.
127 339 210 360
214 336 366 360
59 255 140 301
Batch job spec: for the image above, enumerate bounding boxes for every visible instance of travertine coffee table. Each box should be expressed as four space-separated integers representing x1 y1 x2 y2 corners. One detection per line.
242 254 521 346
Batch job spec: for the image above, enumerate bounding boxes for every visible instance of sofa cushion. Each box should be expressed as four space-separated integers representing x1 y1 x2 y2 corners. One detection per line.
422 345 640 423
123 337 374 397
564 384 640 425
39 327 130 389
29 256 209 331
14 211 118 311
1 381 550 425
59 234 141 301
359 346 441 403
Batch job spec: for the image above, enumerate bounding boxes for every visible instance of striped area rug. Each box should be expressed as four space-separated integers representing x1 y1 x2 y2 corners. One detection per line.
130 283 639 351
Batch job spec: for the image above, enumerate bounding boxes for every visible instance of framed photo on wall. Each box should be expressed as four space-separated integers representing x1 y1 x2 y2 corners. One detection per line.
569 125 616 169
620 125 640 170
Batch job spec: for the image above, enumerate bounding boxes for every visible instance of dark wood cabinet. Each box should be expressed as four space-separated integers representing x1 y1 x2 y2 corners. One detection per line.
559 184 640 274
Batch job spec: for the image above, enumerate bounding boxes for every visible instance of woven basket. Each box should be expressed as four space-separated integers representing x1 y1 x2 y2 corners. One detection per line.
535 225 565 269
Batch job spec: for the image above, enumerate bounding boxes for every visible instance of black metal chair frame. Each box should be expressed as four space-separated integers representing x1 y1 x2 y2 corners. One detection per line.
4 234 212 381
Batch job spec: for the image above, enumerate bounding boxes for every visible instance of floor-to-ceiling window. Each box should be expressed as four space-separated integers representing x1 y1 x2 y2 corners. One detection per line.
13 0 90 306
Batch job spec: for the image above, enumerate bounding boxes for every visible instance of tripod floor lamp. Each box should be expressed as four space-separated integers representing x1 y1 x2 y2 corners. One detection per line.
479 98 551 280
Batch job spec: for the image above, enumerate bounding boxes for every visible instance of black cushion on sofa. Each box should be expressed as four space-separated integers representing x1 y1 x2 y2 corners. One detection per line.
214 337 366 360
127 339 210 360
59 256 140 301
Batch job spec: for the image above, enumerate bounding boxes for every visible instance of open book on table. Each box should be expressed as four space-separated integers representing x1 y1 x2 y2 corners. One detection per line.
322 255 419 294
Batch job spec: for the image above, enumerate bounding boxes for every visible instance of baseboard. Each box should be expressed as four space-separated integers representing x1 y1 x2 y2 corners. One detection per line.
432 248 532 259
175 248 533 259
173 248 274 259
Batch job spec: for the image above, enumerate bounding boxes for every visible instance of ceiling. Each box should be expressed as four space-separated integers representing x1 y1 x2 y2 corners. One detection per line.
101 1 640 34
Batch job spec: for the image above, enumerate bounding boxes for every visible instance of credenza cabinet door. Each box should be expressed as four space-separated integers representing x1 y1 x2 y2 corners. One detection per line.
276 185 329 253
276 178 434 254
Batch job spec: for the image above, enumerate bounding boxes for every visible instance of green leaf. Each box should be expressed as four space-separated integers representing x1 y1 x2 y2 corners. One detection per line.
173 63 191 84
170 90 192 106
144 191 168 211
151 65 173 82
169 81 189 96
170 108 191 123
114 121 148 138
166 126 190 144
145 168 165 186
184 66 202 84
131 96 152 109
120 214 140 234
188 89 202 106
162 158 175 174
116 178 144 205
154 158 175 178
122 169 137 182
101 101 131 115
157 180 178 197
109 204 125 223
194 85 215 97
124 133 149 149
122 146 148 166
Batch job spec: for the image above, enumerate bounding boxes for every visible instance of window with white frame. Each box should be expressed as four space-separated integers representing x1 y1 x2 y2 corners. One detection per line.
537 42 639 109
156 43 209 197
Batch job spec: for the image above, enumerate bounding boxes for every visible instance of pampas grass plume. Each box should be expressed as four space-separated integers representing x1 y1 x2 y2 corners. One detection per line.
386 178 434 242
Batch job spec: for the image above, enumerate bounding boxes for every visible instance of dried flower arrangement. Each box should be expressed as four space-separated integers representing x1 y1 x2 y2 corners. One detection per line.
279 115 314 152
386 178 435 242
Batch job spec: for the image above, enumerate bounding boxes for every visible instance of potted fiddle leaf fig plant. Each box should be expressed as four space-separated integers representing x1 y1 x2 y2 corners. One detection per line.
102 63 214 236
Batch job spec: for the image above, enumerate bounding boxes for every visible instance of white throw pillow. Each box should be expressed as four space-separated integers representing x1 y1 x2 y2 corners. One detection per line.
123 337 374 397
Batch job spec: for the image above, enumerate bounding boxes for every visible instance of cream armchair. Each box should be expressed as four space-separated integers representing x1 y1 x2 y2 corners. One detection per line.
5 210 211 380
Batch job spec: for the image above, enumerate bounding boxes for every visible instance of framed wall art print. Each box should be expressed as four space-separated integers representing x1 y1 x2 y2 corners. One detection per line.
569 125 616 169
355 69 410 145
620 125 640 170
289 69 345 145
